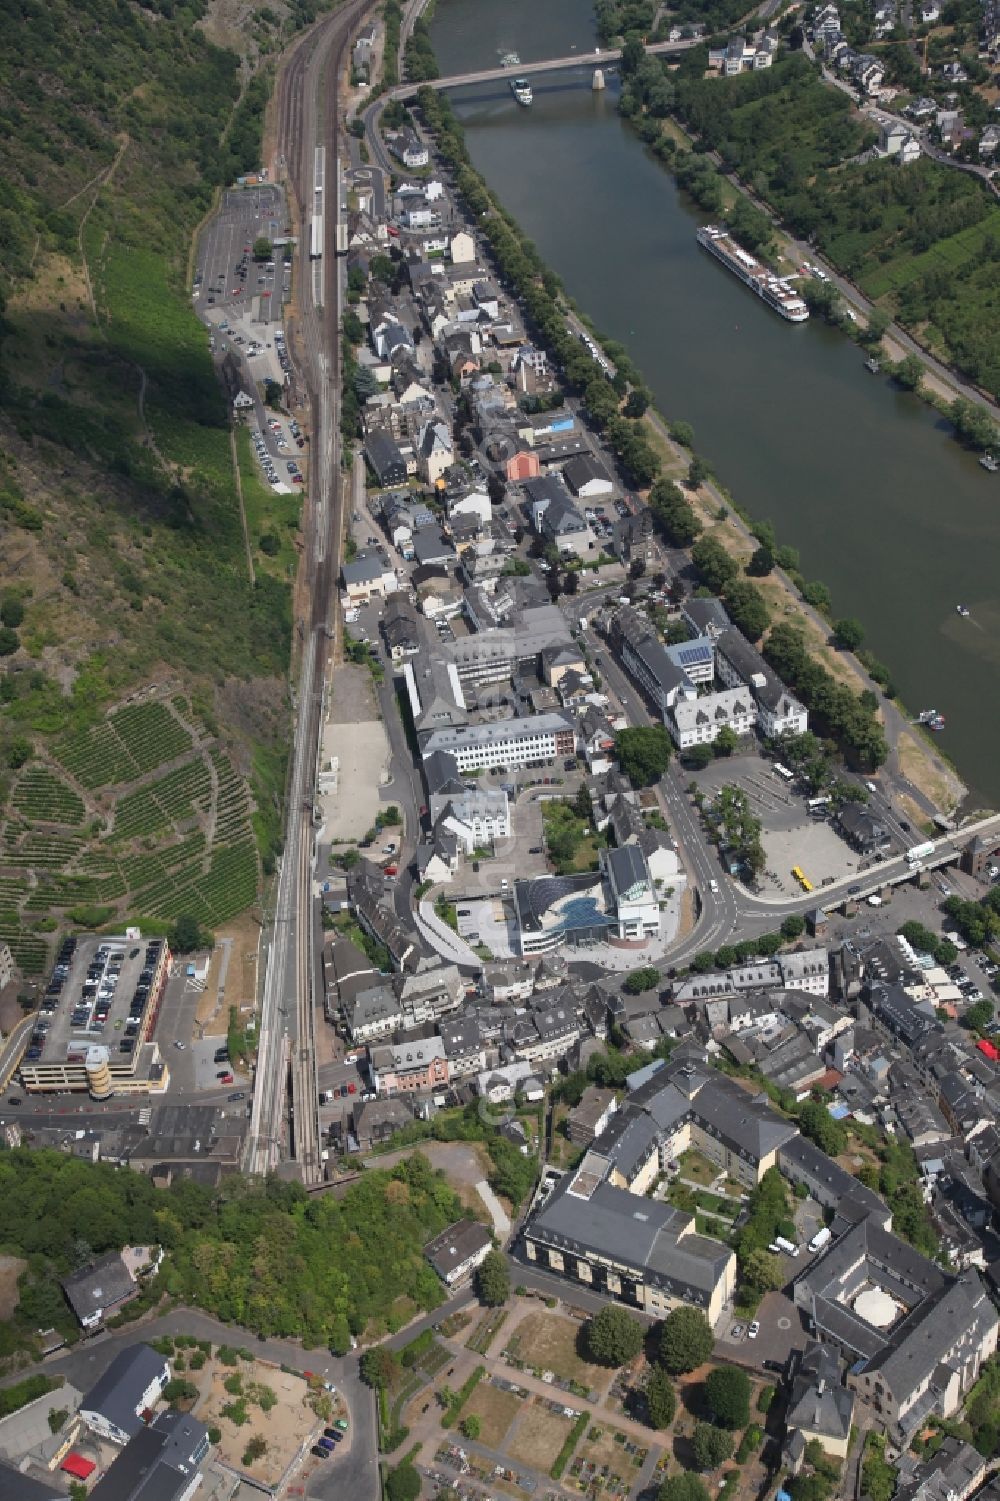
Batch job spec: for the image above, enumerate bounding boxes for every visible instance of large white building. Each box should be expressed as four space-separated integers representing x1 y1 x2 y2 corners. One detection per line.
420 711 576 773
670 687 757 749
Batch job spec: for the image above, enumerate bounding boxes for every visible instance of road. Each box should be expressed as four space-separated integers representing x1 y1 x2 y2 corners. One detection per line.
247 0 375 1181
392 37 697 97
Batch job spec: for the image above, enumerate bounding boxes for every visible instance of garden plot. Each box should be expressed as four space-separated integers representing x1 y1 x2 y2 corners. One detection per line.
502 1311 611 1397
460 1381 523 1449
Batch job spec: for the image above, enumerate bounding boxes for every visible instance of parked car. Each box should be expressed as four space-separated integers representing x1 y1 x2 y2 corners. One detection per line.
747 1321 761 1339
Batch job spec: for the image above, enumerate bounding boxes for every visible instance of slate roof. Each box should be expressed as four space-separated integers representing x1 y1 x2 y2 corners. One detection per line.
81 1344 167 1439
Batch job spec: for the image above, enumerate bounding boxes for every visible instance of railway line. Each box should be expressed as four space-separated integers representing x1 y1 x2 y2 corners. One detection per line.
245 0 373 1181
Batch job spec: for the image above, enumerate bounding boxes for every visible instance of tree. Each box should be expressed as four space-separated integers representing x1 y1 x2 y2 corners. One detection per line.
253 236 273 260
169 914 207 953
832 618 865 652
798 1098 846 1157
360 1347 399 1390
685 743 714 770
692 1421 734 1469
781 914 805 941
386 1463 422 1501
691 536 739 594
722 577 770 641
659 1476 710 1501
895 353 924 392
713 726 738 758
0 627 19 656
775 544 800 572
625 386 651 418
460 1414 481 1440
624 966 661 995
687 454 710 489
747 544 774 576
659 1306 713 1374
647 1366 676 1429
964 999 994 1033
616 725 672 787
0 597 24 628
586 1304 644 1366
739 1247 784 1294
475 1248 509 1307
704 1366 751 1429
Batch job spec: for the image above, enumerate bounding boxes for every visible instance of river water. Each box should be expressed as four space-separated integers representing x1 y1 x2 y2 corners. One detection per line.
430 0 1000 806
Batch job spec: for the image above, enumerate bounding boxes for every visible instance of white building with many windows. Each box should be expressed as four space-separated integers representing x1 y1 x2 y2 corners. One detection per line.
420 711 576 773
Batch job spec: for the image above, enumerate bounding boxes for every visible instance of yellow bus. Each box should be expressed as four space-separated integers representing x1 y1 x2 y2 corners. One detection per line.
791 865 813 893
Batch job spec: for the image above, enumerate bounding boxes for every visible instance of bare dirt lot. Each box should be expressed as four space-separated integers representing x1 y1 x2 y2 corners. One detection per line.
321 665 389 842
195 1355 319 1490
0 1255 26 1320
506 1400 575 1470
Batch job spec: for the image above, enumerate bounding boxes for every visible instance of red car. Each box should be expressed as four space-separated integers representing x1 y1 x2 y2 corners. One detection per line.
348 1082 357 1094
220 1072 234 1084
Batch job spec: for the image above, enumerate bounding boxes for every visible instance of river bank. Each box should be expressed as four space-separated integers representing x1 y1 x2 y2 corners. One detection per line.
371 68 968 818
419 1 1000 806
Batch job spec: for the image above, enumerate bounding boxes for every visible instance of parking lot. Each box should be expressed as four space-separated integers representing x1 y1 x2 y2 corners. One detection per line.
194 184 304 490
695 753 878 897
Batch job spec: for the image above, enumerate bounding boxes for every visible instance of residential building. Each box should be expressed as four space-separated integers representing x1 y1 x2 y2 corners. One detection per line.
670 687 756 749
450 230 475 263
342 551 397 605
609 605 697 719
714 627 808 737
80 1344 170 1444
389 129 429 169
439 1014 490 1078
403 656 468 735
0 940 12 989
783 1342 855 1471
62 1252 138 1330
89 1412 210 1501
417 420 453 484
394 963 464 1026
370 1037 449 1094
563 452 614 499
894 1437 985 1501
838 801 891 853
419 710 576 773
424 1219 494 1286
566 1085 619 1147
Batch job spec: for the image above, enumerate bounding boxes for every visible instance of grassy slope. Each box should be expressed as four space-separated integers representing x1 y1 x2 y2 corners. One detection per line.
0 0 330 967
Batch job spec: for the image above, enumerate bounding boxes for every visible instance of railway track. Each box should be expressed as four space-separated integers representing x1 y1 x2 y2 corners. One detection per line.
246 0 374 1181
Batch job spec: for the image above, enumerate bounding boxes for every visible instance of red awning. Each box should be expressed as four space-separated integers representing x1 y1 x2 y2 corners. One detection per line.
62 1454 97 1479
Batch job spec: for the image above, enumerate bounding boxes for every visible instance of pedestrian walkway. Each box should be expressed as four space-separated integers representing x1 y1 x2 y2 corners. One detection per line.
415 898 482 967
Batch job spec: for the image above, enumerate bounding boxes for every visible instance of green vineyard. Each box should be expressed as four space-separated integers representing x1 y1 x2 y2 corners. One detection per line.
0 697 261 972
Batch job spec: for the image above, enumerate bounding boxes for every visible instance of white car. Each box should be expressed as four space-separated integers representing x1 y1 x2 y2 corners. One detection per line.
747 1321 761 1339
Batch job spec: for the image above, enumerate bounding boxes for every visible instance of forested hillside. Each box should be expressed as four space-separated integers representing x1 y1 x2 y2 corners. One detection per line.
0 1149 463 1353
0 0 328 965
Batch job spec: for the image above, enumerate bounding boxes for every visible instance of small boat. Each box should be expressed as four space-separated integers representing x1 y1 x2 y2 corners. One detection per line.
865 355 881 374
956 604 971 617
929 715 946 731
981 452 999 472
917 709 939 724
499 50 521 67
510 77 533 106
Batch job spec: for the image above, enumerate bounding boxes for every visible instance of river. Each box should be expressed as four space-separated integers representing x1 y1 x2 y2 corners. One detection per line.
429 0 1000 807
